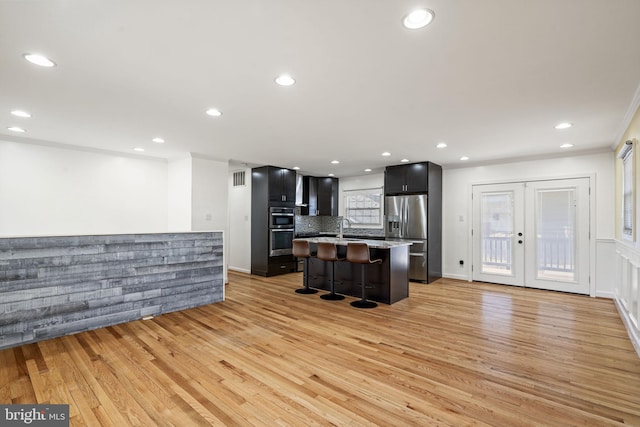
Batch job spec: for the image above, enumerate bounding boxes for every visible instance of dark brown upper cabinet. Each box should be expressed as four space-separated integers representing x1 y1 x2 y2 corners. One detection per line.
384 162 430 195
266 166 297 204
302 176 338 216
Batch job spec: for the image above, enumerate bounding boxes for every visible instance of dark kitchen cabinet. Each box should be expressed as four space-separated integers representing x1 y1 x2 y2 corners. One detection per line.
268 166 296 204
384 161 443 283
317 177 338 216
251 166 296 277
302 176 338 216
384 162 430 195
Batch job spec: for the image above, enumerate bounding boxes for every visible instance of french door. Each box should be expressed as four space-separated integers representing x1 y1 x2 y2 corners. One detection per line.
472 178 590 294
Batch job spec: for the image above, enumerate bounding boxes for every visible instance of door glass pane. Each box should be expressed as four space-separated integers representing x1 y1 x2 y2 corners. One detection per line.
481 192 513 275
535 189 575 282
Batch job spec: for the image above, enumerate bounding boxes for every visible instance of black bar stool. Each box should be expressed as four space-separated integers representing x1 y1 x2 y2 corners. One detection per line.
293 240 318 294
317 242 345 301
347 242 382 309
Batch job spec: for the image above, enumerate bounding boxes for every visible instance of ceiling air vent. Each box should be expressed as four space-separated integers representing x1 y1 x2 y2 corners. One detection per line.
233 171 246 187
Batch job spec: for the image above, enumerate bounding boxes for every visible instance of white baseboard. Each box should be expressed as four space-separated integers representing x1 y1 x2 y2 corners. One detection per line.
228 266 251 274
442 273 469 281
595 290 615 299
614 296 640 358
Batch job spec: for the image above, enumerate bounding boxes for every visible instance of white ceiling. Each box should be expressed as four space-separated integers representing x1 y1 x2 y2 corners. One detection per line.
1 0 640 177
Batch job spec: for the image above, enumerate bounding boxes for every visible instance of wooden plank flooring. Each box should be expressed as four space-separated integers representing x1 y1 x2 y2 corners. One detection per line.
1 271 639 426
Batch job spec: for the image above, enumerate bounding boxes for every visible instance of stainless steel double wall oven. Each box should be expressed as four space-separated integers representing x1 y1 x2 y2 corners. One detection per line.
269 206 295 256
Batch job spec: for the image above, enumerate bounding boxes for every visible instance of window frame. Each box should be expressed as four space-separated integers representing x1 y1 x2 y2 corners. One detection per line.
621 141 634 240
343 187 384 229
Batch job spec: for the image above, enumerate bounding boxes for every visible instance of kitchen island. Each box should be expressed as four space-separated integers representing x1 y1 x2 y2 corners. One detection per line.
294 237 410 304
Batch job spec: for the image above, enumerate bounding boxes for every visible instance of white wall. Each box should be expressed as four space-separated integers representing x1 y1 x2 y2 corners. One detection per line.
191 156 229 283
443 151 615 296
0 139 168 236
167 154 229 233
167 155 192 231
191 156 228 232
227 167 252 273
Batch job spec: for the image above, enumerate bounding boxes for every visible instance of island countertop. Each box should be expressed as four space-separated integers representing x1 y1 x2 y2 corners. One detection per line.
294 236 412 249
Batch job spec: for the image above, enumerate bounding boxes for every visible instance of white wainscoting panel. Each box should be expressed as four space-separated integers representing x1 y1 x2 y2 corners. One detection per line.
596 239 616 298
614 240 640 357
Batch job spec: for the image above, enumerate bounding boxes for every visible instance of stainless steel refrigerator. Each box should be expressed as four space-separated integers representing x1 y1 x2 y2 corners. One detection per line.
385 194 440 282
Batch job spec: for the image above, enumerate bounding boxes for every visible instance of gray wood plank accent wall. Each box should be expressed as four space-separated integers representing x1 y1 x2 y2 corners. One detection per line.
0 232 224 350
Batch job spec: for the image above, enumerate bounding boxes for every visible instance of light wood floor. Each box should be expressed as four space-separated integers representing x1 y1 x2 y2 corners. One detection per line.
2 271 639 426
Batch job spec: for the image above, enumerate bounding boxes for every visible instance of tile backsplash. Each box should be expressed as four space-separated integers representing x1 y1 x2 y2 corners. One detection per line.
295 215 384 237
294 216 338 235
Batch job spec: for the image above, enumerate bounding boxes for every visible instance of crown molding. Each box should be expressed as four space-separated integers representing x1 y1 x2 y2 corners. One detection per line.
612 81 640 150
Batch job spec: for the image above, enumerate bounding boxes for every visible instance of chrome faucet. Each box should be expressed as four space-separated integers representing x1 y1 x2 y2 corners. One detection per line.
338 217 352 239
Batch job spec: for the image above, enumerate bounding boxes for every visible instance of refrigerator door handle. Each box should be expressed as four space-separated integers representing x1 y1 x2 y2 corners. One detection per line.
403 198 408 237
399 199 403 237
399 198 404 237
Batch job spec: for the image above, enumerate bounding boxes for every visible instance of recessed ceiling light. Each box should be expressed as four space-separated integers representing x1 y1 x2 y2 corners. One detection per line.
400 159 410 163
331 160 340 164
152 137 165 144
7 126 25 133
364 168 372 172
560 143 574 148
11 110 31 118
403 9 435 29
381 152 391 156
23 53 56 67
293 166 300 170
328 173 335 177
206 108 222 117
133 147 145 152
555 122 572 130
460 156 469 161
275 74 295 86
436 142 447 148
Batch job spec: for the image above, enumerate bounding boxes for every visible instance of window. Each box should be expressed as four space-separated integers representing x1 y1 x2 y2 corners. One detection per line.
343 187 383 228
621 141 634 238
